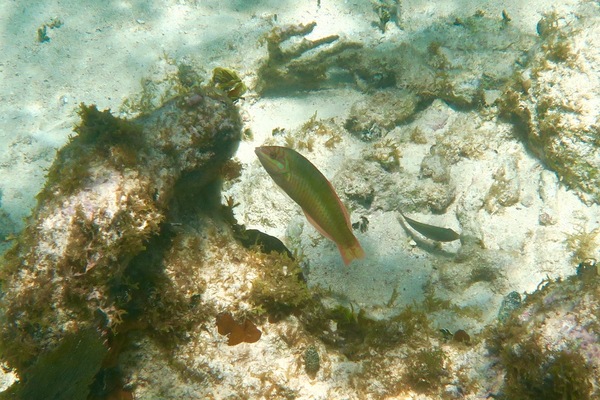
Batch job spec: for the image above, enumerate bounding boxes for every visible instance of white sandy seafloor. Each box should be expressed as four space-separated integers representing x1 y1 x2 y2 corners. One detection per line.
1 0 599 398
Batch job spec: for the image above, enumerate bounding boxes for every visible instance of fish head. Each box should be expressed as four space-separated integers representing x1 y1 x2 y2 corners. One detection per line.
255 146 290 177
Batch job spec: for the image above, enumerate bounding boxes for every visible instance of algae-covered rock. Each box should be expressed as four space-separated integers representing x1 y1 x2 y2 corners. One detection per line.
499 4 600 204
345 89 417 140
484 158 521 213
488 272 600 399
257 16 534 107
255 22 362 95
0 87 241 374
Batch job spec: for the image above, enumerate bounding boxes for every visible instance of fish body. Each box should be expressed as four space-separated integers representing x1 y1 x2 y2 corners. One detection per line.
400 212 460 242
255 146 365 265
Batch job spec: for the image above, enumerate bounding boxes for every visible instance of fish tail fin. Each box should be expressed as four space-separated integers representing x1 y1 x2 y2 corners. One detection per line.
338 240 365 266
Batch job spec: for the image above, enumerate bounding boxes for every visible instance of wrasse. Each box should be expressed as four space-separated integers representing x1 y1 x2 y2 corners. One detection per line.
255 146 365 266
400 211 460 242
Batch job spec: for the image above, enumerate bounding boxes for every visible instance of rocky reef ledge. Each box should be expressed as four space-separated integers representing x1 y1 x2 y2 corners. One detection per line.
0 88 242 398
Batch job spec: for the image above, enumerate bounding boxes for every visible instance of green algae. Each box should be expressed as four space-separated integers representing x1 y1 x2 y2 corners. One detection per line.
487 273 600 400
211 67 247 101
36 103 145 204
497 337 592 400
248 251 313 320
402 347 446 393
1 329 107 400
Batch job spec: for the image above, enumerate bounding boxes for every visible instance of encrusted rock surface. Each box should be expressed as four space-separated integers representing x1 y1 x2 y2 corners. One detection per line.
257 15 536 108
0 89 241 373
344 89 417 139
499 3 600 204
486 268 600 399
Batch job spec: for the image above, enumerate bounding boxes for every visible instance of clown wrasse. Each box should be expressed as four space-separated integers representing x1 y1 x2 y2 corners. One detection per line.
255 146 365 266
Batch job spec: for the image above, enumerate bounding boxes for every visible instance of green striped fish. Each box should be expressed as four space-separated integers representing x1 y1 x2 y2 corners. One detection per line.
255 146 365 266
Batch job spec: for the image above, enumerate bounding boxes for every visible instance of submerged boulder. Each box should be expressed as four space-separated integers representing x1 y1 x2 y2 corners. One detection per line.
0 87 241 392
499 4 600 204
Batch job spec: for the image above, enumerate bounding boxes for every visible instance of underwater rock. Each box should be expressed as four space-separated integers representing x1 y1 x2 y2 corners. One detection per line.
489 273 600 399
0 88 241 373
420 151 451 184
257 15 534 106
499 4 600 204
345 89 417 140
337 156 456 214
484 158 521 213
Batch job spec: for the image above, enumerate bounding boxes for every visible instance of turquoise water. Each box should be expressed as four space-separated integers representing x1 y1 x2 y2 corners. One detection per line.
1 1 599 399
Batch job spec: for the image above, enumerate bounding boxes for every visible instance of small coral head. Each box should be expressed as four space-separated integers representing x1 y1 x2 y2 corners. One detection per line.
255 146 289 176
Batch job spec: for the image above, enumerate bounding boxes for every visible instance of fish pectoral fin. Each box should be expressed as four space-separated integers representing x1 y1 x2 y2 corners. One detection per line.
303 210 335 242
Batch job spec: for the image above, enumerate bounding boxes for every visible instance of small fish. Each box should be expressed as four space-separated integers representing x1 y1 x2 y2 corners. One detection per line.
400 211 460 242
255 146 365 265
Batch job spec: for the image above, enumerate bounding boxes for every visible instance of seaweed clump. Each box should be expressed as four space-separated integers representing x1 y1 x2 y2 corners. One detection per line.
402 347 447 393
216 312 261 346
0 329 107 400
313 304 450 396
493 336 592 400
303 303 431 361
210 67 247 101
487 274 599 399
566 227 599 265
37 104 145 203
248 251 312 321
